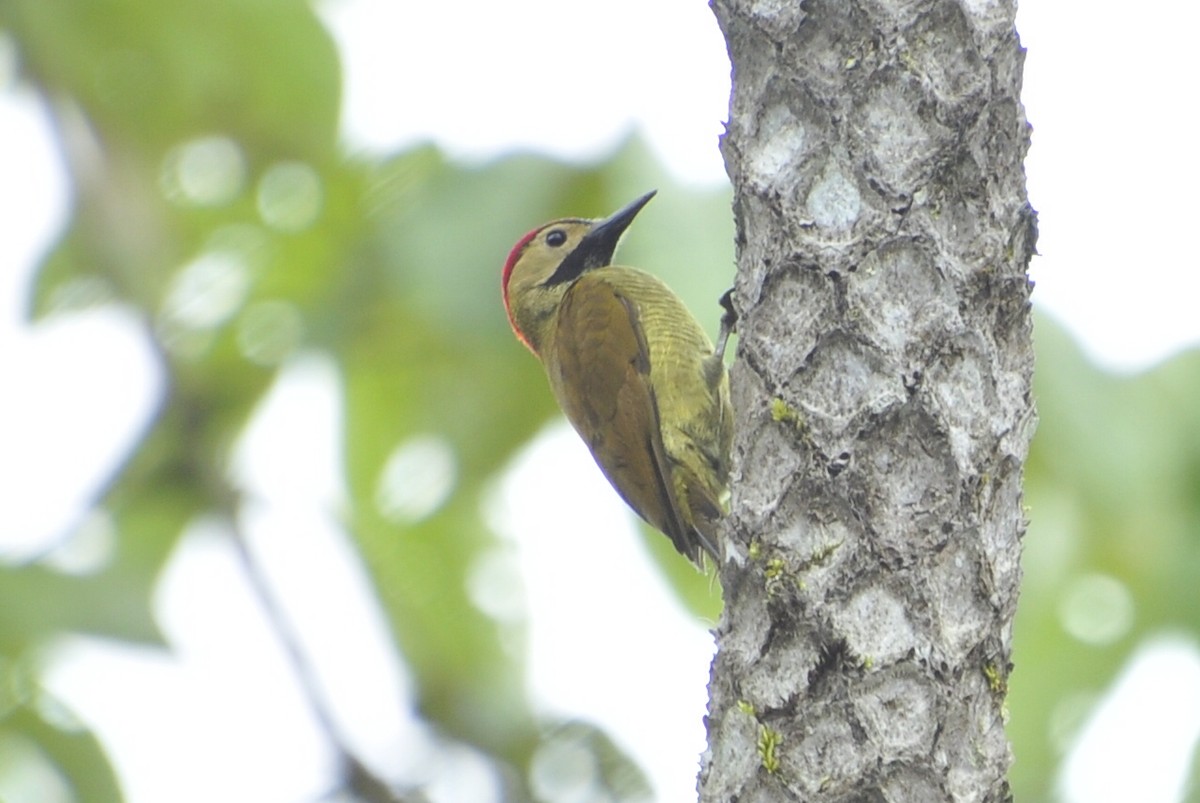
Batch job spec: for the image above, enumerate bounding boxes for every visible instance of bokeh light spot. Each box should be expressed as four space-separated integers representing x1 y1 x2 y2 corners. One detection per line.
1059 573 1135 646
44 277 115 313
206 223 274 272
236 300 304 366
375 435 457 524
161 250 252 331
466 548 526 624
160 135 246 207
530 735 598 803
257 161 322 232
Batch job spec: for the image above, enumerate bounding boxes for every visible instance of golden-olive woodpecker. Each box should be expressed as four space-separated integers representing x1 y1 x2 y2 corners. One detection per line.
501 191 734 567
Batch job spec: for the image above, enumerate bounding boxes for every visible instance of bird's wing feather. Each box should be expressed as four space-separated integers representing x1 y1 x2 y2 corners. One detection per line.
553 274 701 561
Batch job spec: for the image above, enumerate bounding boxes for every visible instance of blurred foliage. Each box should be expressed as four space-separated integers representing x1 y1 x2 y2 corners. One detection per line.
0 1 727 799
0 0 1198 801
1013 322 1200 801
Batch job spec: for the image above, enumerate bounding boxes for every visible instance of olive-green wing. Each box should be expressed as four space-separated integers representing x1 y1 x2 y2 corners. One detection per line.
553 274 705 563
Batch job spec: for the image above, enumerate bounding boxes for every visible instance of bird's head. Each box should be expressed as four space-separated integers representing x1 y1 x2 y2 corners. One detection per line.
502 190 656 354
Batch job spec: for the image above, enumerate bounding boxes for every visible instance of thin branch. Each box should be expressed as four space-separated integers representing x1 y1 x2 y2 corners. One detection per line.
228 507 425 803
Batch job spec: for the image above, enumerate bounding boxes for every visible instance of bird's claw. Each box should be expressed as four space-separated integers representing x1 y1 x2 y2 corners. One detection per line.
715 288 738 361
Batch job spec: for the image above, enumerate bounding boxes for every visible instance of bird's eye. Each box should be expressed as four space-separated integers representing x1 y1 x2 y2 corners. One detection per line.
545 229 567 247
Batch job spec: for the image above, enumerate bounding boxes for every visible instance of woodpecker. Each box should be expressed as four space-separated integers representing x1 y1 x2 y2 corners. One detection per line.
501 191 734 567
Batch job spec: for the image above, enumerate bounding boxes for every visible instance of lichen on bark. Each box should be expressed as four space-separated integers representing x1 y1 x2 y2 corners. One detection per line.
702 0 1037 800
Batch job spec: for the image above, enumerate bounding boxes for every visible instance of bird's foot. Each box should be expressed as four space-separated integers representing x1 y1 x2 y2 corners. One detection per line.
715 288 738 361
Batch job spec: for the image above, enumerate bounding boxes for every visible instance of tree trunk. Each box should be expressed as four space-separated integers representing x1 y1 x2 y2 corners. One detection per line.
702 1 1036 801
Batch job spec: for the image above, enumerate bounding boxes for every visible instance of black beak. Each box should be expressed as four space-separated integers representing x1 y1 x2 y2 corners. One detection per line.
544 190 656 287
585 190 657 260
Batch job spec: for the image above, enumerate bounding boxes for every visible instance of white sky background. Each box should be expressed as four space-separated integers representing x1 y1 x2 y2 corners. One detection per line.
2 0 1200 801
